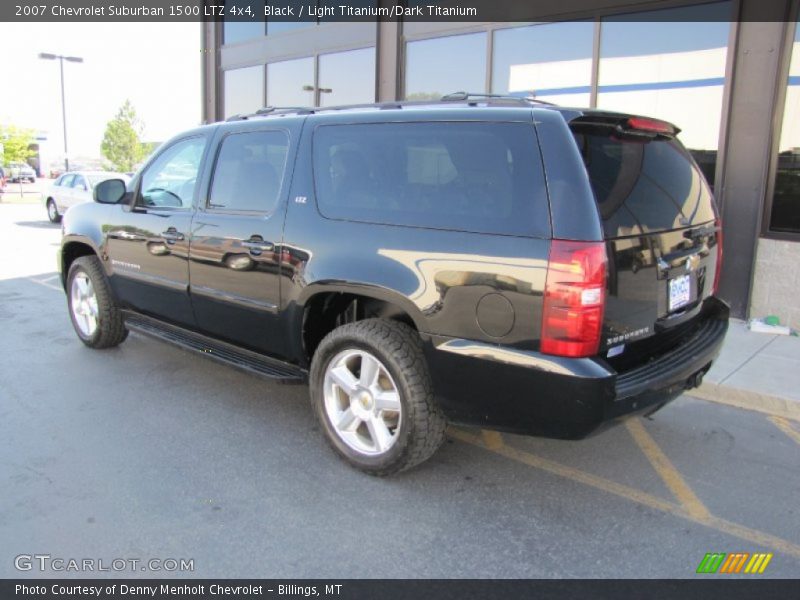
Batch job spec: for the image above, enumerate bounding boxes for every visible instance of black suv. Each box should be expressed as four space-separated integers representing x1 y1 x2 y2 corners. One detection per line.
58 94 728 475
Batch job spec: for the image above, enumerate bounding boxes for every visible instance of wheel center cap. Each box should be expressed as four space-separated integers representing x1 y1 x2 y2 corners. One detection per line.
353 389 374 414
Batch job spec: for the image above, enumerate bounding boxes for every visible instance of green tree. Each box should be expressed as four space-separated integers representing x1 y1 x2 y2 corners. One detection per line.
100 100 145 172
0 125 36 165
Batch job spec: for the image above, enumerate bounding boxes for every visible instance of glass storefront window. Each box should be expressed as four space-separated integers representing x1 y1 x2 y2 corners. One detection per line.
223 66 264 118
770 22 800 235
405 33 486 100
266 22 315 34
223 1 266 44
318 48 376 107
597 2 732 188
492 21 594 106
266 57 315 107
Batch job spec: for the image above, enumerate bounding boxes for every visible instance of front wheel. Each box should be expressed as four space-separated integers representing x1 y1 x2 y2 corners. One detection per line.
309 319 447 476
46 199 61 223
66 256 128 348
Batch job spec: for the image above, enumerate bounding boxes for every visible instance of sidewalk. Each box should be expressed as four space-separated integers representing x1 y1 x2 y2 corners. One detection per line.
687 319 800 420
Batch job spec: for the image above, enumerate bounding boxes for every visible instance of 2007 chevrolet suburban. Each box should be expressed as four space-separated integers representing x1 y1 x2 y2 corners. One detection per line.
58 93 728 475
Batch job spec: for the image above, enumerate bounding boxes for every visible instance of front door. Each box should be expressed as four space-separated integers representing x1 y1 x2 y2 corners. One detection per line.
189 127 294 356
105 135 208 327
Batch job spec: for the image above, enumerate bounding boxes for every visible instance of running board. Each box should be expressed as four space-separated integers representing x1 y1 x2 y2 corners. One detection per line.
123 312 307 384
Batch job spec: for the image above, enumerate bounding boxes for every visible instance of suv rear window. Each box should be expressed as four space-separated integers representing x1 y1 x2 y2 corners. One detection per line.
572 129 717 238
312 122 550 238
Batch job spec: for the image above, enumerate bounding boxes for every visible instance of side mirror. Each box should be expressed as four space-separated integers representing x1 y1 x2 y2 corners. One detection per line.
94 179 127 204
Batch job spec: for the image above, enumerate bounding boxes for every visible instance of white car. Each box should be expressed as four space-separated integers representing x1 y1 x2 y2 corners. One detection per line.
46 171 130 223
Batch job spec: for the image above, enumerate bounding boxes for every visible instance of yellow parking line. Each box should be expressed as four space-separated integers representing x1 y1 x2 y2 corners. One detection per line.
450 427 800 560
769 416 800 446
453 428 678 514
625 418 711 521
480 429 504 450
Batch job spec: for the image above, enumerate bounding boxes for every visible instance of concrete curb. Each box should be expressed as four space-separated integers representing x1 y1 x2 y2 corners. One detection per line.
686 383 800 422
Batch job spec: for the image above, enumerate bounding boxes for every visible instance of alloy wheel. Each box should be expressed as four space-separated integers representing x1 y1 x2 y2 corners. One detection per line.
323 349 402 455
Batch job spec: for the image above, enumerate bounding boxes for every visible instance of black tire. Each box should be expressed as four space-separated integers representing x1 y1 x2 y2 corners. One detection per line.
309 319 447 476
46 199 61 223
66 255 128 349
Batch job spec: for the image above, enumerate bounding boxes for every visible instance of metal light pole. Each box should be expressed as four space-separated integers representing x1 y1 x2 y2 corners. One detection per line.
38 52 83 173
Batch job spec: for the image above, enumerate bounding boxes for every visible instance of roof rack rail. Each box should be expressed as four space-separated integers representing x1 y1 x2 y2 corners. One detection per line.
225 106 315 121
222 94 558 123
311 101 405 113
255 106 315 115
440 91 555 106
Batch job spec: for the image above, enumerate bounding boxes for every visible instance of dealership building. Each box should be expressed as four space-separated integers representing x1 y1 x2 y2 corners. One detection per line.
200 0 800 327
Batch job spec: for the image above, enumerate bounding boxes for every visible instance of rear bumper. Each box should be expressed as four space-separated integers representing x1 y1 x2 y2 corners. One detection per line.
423 297 729 439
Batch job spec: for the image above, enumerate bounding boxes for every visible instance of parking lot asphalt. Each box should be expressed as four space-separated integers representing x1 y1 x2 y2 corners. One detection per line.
1 203 799 579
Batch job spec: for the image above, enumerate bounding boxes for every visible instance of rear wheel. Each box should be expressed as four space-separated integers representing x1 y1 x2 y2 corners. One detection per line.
67 256 128 348
46 199 61 223
309 319 446 476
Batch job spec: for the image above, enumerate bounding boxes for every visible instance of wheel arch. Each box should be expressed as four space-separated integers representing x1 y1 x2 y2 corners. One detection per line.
60 238 100 290
296 284 425 366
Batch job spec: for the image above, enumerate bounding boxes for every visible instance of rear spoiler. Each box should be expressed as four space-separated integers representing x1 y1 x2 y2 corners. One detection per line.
568 113 680 138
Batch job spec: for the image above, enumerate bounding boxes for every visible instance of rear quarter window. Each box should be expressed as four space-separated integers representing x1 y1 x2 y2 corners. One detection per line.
573 131 717 238
312 121 550 238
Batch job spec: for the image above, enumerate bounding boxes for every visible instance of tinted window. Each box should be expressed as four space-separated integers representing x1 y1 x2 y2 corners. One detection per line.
313 122 550 237
318 48 375 107
60 174 75 188
223 1 265 44
224 66 264 119
140 137 206 209
597 2 732 189
208 131 289 212
404 33 486 100
769 21 800 234
266 57 314 107
573 130 717 237
492 21 593 106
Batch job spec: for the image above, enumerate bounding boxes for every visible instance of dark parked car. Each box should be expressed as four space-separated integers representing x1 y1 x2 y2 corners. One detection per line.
58 94 727 475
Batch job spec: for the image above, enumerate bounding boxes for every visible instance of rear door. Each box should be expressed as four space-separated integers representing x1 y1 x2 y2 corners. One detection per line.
188 124 298 356
569 116 721 359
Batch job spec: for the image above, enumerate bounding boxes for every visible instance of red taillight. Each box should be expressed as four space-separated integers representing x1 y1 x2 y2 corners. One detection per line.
712 220 723 295
541 240 607 358
625 116 676 135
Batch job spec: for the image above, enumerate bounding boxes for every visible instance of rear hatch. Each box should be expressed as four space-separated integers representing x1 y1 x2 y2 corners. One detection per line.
569 113 722 370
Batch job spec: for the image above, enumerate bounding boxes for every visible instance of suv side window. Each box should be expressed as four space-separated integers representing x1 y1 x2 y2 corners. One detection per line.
207 130 289 213
138 137 206 209
312 122 550 238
